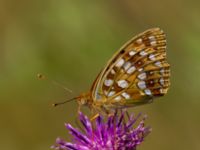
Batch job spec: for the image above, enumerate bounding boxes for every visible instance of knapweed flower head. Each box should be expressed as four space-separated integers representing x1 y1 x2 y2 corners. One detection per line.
52 111 151 150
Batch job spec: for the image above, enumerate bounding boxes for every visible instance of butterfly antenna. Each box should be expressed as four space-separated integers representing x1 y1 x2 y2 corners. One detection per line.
52 97 78 107
37 73 73 93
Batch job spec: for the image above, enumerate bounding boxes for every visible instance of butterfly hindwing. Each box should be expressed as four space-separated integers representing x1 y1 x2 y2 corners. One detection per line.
91 28 170 108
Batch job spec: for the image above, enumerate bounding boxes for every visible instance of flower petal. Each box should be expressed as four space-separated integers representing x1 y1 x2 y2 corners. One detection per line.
52 111 151 150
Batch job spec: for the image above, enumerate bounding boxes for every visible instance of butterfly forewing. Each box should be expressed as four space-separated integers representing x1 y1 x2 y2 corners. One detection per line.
91 28 170 108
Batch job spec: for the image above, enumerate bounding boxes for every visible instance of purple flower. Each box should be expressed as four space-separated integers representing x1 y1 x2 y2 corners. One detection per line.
52 111 151 150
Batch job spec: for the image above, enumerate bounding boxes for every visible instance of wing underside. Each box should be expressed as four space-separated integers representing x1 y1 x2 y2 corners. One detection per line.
91 28 170 108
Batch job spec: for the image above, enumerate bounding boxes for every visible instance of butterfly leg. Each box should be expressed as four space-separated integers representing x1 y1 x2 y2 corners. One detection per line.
77 103 82 113
90 108 115 121
90 113 100 121
89 105 100 121
74 104 84 131
102 104 116 118
89 105 112 121
125 109 130 121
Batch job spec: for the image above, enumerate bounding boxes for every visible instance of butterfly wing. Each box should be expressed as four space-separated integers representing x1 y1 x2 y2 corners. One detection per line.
91 28 170 108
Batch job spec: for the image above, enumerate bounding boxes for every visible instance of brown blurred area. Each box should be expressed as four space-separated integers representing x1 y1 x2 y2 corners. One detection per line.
0 0 200 150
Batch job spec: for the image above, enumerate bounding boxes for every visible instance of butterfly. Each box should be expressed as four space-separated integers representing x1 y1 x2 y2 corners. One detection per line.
54 28 170 117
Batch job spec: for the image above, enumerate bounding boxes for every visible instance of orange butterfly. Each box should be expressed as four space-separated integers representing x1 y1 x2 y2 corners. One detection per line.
54 28 170 117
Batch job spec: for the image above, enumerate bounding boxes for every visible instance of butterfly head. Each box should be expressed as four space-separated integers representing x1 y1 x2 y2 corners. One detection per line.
77 92 91 106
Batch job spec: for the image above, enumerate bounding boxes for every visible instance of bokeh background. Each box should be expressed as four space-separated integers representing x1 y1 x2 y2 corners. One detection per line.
0 0 200 150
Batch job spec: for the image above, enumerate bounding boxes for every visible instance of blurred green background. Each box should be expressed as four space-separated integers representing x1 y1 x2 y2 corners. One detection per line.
0 0 200 150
